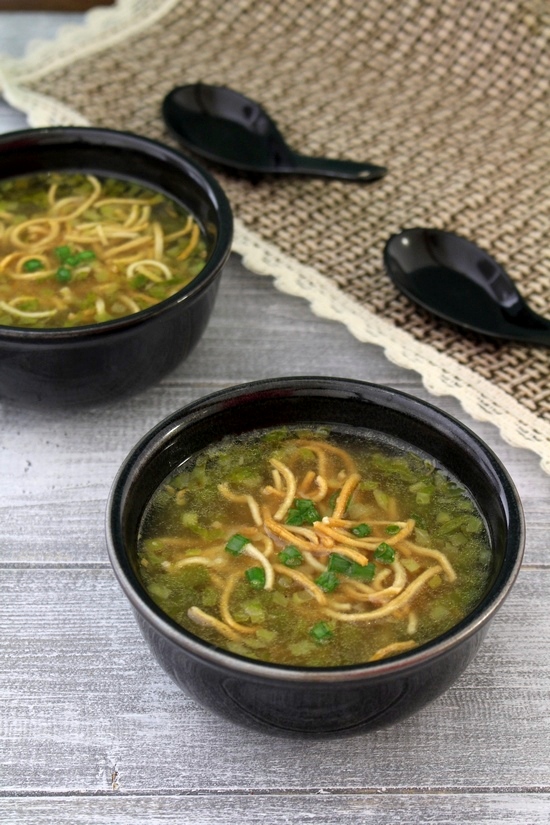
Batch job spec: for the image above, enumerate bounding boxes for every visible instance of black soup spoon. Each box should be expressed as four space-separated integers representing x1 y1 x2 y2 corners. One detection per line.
383 228 550 347
162 83 387 183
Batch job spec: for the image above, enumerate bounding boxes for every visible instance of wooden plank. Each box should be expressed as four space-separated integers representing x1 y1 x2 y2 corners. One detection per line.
1 567 549 793
1 794 549 825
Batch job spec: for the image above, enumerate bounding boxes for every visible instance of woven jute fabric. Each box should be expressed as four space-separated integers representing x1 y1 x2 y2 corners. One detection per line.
3 0 550 460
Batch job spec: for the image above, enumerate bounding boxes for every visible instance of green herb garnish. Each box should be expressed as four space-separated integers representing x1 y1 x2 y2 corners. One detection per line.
22 258 44 272
327 553 375 582
285 498 320 526
55 267 72 283
374 542 395 563
225 533 250 556
327 553 353 574
351 523 372 537
55 245 72 262
310 621 333 644
315 570 339 593
351 561 376 581
245 567 266 589
278 545 303 567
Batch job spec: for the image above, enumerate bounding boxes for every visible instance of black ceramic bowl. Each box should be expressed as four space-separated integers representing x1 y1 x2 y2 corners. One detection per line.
0 127 232 407
106 377 524 737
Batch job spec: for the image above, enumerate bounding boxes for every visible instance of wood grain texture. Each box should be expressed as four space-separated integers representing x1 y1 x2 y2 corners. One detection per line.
1 795 550 825
0 12 549 823
1 197 549 824
1 568 549 793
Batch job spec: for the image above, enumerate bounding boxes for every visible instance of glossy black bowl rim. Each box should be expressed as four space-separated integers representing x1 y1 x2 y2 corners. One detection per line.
0 126 233 341
106 376 525 684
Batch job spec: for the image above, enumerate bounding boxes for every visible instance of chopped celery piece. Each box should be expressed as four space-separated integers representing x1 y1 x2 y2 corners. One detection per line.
288 640 315 656
243 600 266 623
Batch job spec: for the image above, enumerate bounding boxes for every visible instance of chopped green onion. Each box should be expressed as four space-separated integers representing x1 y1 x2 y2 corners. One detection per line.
310 621 333 644
351 522 372 537
225 533 250 556
327 552 375 582
55 245 72 262
374 542 395 563
278 545 303 567
351 561 376 582
315 570 339 592
245 567 266 589
285 498 320 526
55 267 72 283
327 553 353 574
75 249 96 263
130 274 148 289
22 258 44 272
385 524 401 535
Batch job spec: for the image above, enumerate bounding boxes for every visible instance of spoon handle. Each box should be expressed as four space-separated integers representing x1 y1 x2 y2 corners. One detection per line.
516 318 550 347
291 153 387 182
502 303 550 347
529 332 550 346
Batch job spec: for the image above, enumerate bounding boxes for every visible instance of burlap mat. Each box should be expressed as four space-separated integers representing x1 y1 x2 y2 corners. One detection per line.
1 0 549 470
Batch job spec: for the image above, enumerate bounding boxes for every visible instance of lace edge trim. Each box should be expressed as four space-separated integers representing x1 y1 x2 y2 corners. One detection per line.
0 0 179 85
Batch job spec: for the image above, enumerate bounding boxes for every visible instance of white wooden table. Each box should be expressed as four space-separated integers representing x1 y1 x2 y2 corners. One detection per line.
1 12 549 824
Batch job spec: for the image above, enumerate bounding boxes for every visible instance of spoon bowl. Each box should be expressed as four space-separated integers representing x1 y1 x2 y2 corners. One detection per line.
383 228 550 346
162 83 387 183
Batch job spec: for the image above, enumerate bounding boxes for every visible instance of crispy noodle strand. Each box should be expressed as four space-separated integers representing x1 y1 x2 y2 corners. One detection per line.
272 563 328 605
187 606 242 641
370 639 418 661
324 565 443 622
270 458 297 522
331 472 361 519
218 483 262 526
220 573 257 634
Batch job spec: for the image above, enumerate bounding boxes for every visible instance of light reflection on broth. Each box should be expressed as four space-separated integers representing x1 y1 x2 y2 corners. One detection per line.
0 172 208 328
137 427 493 667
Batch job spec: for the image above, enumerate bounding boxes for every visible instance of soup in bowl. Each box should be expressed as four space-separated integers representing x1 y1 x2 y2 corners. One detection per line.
0 127 232 407
106 377 524 737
